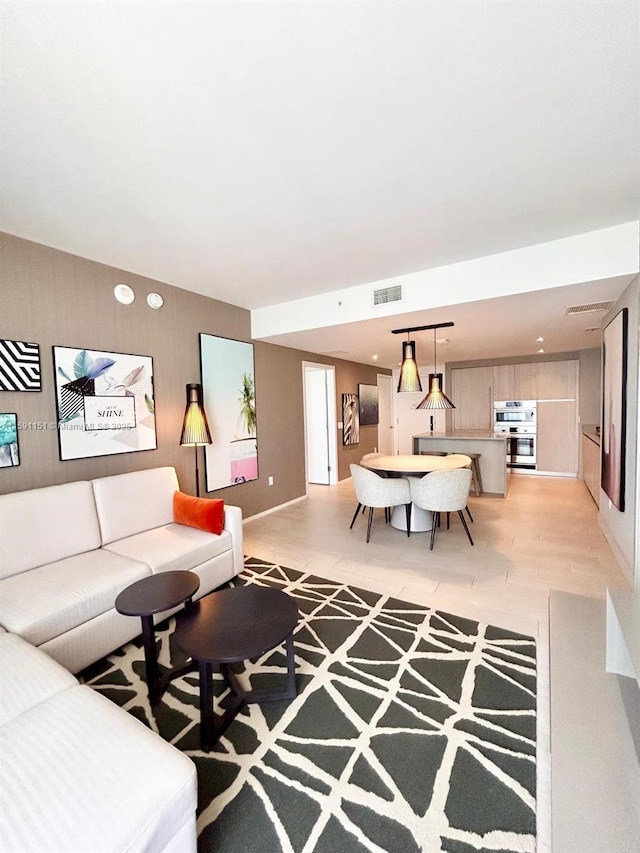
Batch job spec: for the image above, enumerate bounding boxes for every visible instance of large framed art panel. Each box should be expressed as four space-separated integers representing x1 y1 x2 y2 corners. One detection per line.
358 383 379 426
199 333 258 491
601 308 628 511
53 346 156 460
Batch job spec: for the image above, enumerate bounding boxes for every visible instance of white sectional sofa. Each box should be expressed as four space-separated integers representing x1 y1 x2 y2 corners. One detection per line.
0 466 245 851
0 466 244 673
0 632 198 853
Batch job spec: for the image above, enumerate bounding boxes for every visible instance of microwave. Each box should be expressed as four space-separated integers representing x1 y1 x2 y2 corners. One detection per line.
493 400 537 427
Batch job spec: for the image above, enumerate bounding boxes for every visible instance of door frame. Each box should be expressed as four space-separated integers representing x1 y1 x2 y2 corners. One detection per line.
302 361 338 487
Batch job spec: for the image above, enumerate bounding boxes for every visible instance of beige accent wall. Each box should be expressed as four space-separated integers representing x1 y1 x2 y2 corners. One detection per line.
0 233 388 516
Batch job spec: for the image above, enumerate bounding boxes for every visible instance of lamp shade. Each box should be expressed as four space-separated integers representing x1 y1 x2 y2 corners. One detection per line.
180 383 212 446
397 340 423 393
416 374 455 410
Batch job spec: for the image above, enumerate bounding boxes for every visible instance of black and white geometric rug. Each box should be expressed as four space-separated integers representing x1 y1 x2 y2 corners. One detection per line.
84 558 537 853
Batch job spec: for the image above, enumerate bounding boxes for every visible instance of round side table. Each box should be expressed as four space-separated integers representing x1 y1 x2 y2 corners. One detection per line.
174 585 298 751
116 570 200 705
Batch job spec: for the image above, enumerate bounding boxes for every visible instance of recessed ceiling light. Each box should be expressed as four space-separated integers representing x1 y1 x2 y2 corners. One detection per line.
147 292 164 309
372 354 378 361
538 348 545 353
536 336 544 342
114 284 135 305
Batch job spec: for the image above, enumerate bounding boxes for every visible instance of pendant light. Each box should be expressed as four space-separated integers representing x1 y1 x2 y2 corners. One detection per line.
416 327 455 410
396 334 422 393
392 322 455 405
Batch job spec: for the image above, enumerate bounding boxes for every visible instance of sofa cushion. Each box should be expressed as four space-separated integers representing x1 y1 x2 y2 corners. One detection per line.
0 684 197 853
0 481 101 579
0 549 150 646
173 490 225 534
103 522 232 575
0 633 77 726
92 466 180 545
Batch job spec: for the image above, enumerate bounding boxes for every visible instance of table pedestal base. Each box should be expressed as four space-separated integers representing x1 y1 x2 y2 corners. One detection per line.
391 503 433 533
198 633 297 752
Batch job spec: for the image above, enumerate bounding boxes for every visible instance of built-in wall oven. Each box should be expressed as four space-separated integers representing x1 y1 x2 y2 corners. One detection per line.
494 401 537 469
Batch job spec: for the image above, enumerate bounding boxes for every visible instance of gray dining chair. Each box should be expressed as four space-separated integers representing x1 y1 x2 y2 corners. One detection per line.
349 463 412 542
409 468 474 550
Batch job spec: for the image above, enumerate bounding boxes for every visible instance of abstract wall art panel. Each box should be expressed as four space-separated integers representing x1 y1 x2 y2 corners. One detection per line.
0 339 41 391
342 393 360 445
0 413 19 467
52 346 156 461
199 333 258 491
601 308 628 511
358 383 379 425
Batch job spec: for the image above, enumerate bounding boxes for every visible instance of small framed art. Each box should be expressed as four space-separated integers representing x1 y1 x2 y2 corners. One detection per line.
0 413 19 467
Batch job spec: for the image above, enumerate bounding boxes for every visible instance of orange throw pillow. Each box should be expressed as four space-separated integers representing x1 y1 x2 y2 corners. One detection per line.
173 491 224 535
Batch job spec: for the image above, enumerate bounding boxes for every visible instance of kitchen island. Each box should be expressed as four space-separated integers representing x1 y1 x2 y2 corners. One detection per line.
412 431 509 497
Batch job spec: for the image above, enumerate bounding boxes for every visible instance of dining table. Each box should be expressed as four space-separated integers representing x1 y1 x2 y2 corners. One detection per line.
361 453 472 532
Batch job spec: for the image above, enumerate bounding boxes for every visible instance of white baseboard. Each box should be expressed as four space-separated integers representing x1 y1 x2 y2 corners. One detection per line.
243 494 308 524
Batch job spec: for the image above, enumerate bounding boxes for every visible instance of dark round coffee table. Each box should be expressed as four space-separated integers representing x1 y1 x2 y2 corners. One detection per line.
174 585 298 751
115 570 200 705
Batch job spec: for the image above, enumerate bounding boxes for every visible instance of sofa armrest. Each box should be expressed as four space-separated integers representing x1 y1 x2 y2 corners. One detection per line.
223 505 244 576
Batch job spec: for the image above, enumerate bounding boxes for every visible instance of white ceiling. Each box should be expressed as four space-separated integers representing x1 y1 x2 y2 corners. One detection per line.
1 1 638 364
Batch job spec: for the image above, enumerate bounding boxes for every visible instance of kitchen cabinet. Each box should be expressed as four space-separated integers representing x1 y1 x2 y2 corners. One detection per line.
536 400 578 474
514 363 537 399
450 366 494 431
582 431 600 505
493 364 515 400
535 360 578 400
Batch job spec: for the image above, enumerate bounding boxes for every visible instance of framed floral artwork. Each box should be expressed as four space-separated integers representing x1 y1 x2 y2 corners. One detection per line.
53 346 156 460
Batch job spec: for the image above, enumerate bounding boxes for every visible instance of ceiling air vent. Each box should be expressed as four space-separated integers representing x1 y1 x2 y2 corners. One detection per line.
373 284 403 306
565 301 614 315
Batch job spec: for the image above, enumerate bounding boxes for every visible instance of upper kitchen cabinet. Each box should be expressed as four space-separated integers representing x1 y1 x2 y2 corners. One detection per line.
535 359 578 400
493 364 515 400
451 366 494 431
514 363 537 399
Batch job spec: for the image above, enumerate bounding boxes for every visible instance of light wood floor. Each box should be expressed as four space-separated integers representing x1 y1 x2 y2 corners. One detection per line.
243 473 631 853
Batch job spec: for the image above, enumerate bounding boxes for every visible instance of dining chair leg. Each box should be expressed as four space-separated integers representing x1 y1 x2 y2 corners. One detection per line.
405 503 411 537
446 512 450 529
458 510 474 546
384 507 390 524
465 505 474 522
430 512 438 550
350 503 363 529
366 507 374 543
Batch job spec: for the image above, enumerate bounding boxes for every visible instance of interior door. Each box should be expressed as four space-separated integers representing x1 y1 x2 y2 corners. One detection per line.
304 368 330 484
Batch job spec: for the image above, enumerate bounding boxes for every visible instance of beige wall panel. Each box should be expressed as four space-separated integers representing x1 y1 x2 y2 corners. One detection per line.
0 234 388 516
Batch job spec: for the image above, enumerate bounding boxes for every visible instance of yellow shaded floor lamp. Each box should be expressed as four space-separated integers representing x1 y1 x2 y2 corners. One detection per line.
180 383 212 496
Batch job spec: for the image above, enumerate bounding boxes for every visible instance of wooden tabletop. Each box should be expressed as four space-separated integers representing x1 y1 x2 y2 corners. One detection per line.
361 453 472 475
115 570 201 617
174 585 298 664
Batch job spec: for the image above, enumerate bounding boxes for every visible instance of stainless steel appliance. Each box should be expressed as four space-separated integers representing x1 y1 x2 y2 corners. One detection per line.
493 400 537 427
494 401 537 469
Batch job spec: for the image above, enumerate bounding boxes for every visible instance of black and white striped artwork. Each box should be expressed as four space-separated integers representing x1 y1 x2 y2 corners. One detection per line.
0 339 41 391
342 392 360 445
